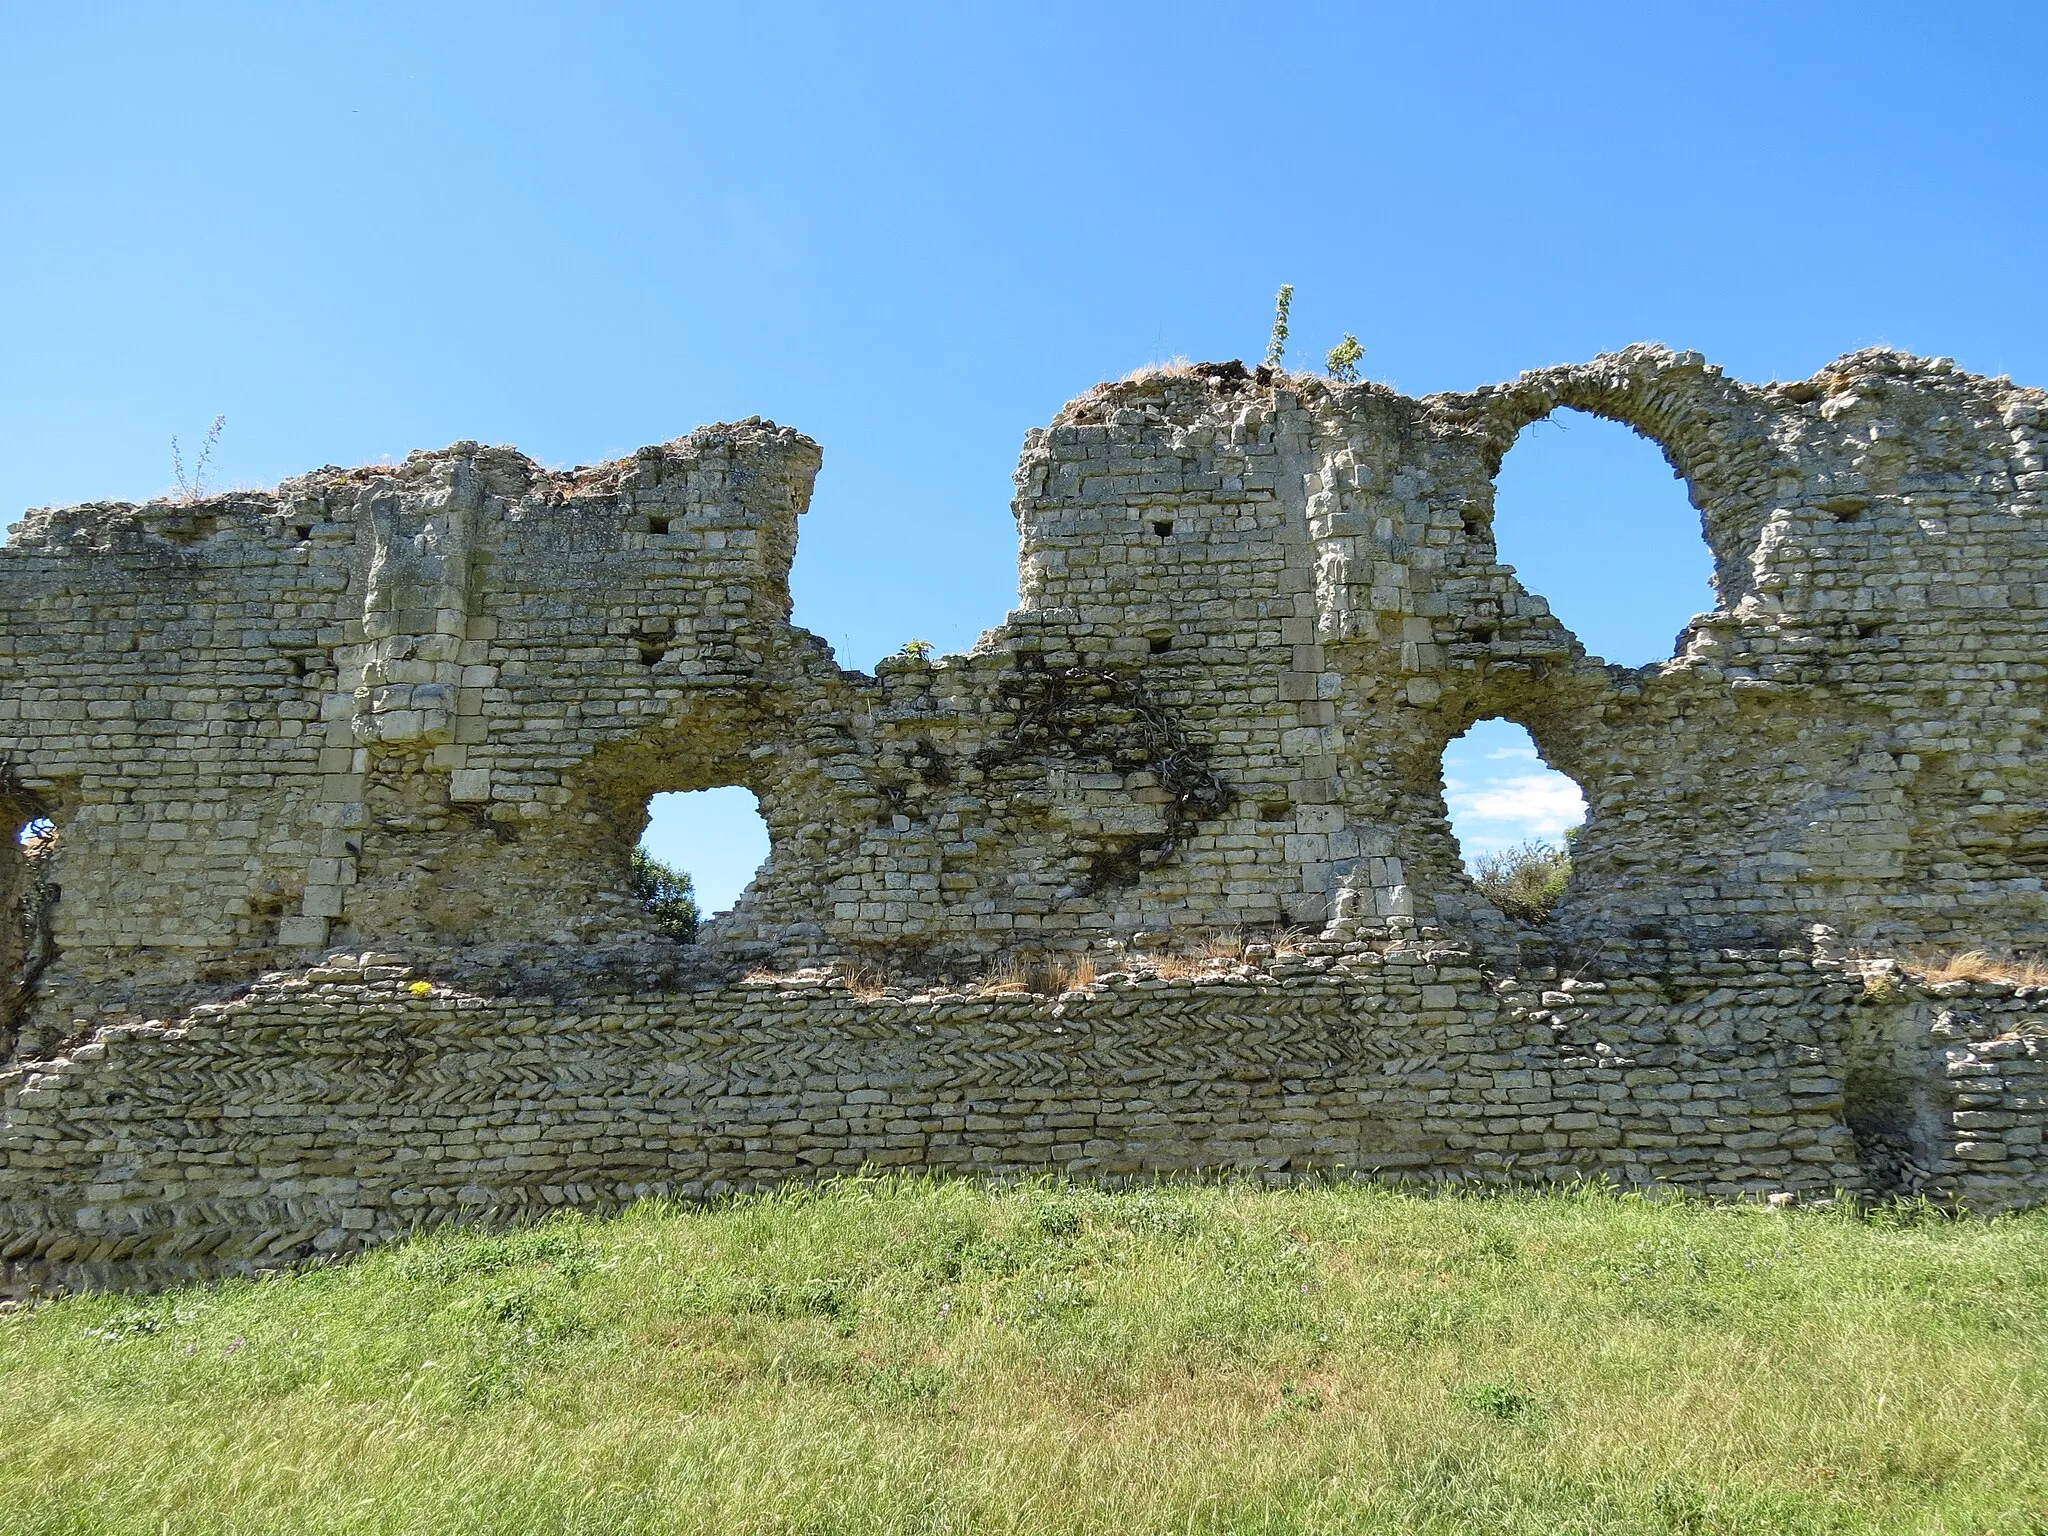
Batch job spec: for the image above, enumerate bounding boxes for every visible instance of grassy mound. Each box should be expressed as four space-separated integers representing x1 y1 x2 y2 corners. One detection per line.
1 1180 2043 1533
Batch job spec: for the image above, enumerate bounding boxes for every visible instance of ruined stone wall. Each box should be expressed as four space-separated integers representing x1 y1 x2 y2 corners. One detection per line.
6 346 2045 1030
0 423 836 1035
2 344 2046 1285
1012 348 2048 955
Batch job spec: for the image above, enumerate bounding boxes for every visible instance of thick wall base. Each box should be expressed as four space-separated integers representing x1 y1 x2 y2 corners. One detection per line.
1 946 2041 1293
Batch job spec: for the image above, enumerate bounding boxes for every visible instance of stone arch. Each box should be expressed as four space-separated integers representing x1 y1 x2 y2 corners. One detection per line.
639 787 773 921
1485 407 1718 668
1387 698 1594 943
604 753 791 943
1440 718 1584 872
1447 344 1782 615
552 666 897 961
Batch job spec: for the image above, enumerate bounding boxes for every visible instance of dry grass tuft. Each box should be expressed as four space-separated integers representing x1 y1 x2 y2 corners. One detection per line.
1905 949 2048 986
1119 356 1197 383
1060 956 1098 992
1231 928 1313 957
840 965 892 1001
977 953 1096 996
1141 941 1245 981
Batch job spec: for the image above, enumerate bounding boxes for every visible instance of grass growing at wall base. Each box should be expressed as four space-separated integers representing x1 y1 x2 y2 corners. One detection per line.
1 1180 2044 1534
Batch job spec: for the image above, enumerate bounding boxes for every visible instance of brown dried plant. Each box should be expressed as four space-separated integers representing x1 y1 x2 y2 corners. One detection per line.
1119 357 1197 383
977 953 1096 996
1142 940 1244 980
1905 949 2048 987
841 965 892 1001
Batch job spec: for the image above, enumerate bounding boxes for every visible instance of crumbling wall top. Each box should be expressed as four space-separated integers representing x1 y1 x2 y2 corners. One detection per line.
3 347 2043 1041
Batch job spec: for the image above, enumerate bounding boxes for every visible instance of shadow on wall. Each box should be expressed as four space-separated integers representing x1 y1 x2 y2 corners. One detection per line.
2 816 59 1056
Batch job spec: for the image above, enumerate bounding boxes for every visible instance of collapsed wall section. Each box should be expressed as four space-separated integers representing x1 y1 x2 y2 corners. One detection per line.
1442 350 2048 952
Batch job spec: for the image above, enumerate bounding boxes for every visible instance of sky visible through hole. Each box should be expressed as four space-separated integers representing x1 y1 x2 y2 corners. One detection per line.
1441 721 1586 867
1426 408 1708 857
639 789 769 916
1490 408 1717 669
644 729 1591 912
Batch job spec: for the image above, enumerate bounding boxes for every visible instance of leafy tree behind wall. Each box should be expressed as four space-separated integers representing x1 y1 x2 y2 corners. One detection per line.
629 848 699 942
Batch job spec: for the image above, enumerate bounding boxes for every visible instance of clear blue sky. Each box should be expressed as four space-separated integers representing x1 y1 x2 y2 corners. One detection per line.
5 4 2042 906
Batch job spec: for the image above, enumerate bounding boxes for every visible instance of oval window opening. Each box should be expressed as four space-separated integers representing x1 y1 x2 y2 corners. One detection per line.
637 786 771 937
1441 719 1585 923
1492 407 1715 667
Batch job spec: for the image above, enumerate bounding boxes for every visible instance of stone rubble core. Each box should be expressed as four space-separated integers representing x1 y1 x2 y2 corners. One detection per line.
1 343 2045 1287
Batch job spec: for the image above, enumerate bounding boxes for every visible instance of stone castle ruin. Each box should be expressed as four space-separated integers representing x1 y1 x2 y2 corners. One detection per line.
2 344 2044 1289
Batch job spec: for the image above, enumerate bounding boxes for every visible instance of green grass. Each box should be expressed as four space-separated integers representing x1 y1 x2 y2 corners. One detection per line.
2 1180 2045 1534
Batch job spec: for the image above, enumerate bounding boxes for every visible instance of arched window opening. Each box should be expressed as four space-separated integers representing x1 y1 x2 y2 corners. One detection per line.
636 787 771 939
3 814 60 1053
17 819 59 948
1492 407 1715 667
1441 719 1585 923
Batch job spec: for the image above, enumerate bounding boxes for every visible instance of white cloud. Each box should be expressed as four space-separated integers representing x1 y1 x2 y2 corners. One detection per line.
1444 770 1586 859
1439 718 1586 861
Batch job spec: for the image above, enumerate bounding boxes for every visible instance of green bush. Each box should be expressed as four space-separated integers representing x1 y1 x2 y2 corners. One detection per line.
628 847 698 941
1471 838 1571 923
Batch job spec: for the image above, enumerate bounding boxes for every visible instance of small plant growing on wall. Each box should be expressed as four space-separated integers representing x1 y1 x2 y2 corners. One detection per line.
1325 334 1363 383
1264 284 1294 370
897 639 935 663
172 415 227 502
629 848 699 942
